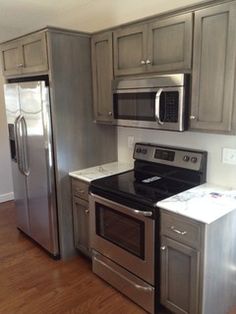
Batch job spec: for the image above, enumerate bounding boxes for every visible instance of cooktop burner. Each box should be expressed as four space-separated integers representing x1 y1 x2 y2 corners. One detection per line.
90 143 207 215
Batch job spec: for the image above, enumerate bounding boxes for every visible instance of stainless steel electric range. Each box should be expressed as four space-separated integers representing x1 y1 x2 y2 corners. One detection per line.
89 142 207 314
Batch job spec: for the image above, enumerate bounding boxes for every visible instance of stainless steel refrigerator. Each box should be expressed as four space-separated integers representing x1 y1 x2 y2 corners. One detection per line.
4 80 59 257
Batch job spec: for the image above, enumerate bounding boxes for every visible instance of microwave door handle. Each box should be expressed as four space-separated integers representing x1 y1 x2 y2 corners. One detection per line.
155 89 164 125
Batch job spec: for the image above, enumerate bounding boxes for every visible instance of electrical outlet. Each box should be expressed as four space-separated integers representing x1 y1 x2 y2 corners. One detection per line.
222 148 236 165
128 136 135 149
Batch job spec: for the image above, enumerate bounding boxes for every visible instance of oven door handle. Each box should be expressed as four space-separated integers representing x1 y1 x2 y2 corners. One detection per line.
90 193 153 218
155 88 164 125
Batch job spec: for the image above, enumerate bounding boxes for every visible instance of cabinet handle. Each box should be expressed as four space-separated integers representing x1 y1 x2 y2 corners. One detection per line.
160 246 166 251
146 59 152 65
108 111 112 116
17 63 24 68
85 209 89 214
190 115 197 120
76 189 84 194
140 60 146 65
170 226 187 235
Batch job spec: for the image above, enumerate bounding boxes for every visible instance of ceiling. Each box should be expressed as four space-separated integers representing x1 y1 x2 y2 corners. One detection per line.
0 0 210 42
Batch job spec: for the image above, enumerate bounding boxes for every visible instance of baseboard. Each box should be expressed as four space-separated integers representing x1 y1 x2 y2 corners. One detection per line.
0 192 14 203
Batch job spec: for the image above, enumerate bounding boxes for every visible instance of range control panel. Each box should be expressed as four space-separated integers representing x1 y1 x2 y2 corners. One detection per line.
133 143 207 171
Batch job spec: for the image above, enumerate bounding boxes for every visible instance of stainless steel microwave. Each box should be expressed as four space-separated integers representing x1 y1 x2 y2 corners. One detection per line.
112 74 189 131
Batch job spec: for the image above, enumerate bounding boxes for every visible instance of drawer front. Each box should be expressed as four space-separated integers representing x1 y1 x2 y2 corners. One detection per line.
92 251 154 314
72 179 89 201
161 212 202 249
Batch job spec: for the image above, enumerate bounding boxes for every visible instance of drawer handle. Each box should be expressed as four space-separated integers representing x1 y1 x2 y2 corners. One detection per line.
93 255 153 292
170 226 187 235
16 63 24 68
76 189 85 194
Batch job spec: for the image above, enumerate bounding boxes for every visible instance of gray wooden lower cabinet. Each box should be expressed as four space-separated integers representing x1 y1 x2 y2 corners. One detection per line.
160 209 236 314
160 236 200 314
72 179 91 258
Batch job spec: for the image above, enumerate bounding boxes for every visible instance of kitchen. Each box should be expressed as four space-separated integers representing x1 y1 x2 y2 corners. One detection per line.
0 0 236 313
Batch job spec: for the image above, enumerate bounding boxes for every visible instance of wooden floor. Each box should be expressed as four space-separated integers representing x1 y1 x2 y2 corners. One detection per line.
0 201 146 314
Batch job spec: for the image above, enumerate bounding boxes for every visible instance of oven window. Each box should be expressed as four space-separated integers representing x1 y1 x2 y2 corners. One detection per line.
113 92 156 121
95 203 145 259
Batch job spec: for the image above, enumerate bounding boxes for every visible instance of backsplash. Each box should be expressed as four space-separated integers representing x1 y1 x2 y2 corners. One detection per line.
118 127 236 188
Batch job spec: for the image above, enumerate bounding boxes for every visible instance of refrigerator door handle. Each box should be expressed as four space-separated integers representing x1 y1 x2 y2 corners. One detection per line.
15 115 25 175
20 116 30 176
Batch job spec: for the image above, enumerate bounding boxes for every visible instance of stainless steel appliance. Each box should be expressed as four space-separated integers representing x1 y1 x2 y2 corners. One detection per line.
113 74 189 131
4 79 59 256
90 143 207 313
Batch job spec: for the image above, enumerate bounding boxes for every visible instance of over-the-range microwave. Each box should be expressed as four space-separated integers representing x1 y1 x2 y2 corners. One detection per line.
112 74 190 131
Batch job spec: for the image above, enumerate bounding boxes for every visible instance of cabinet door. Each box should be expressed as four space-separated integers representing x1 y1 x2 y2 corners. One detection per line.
113 24 147 76
73 197 90 257
160 236 200 314
20 32 48 74
92 32 114 123
191 2 236 132
0 40 22 76
147 13 192 72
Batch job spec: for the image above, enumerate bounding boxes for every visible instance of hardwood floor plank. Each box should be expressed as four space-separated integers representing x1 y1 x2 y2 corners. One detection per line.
0 201 146 314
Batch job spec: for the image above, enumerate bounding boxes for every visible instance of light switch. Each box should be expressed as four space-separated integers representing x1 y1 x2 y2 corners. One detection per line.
222 148 236 165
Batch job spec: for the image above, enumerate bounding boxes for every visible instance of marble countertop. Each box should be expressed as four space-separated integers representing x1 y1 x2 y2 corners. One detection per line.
157 183 236 224
69 161 133 182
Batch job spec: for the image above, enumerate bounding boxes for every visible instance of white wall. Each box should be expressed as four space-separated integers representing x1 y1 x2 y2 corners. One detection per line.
0 74 13 202
118 127 236 188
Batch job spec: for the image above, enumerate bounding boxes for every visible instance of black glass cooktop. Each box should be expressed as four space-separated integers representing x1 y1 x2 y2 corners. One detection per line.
90 168 197 212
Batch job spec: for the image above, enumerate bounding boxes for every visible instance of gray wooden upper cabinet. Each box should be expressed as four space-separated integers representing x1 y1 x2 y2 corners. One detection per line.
1 32 48 76
113 13 192 76
113 24 147 76
147 13 192 73
92 32 114 123
190 2 236 133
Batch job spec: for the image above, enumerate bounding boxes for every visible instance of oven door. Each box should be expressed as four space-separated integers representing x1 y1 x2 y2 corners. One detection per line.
90 193 155 285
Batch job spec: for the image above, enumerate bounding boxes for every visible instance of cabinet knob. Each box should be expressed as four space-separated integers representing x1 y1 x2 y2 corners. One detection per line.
160 246 166 251
190 115 197 120
146 59 152 65
140 60 146 65
16 63 24 68
108 111 113 116
85 209 89 214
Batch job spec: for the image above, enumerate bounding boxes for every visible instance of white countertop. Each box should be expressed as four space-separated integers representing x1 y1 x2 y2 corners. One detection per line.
69 161 133 182
157 183 236 224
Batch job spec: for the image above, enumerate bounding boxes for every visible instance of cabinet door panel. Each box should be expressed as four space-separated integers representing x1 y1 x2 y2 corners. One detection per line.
113 24 147 76
191 3 236 132
73 197 90 257
161 236 200 314
148 13 192 72
1 41 21 76
21 32 48 74
92 32 113 122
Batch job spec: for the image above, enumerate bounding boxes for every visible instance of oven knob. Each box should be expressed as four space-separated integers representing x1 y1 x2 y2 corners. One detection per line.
141 148 147 154
183 155 190 162
191 157 198 163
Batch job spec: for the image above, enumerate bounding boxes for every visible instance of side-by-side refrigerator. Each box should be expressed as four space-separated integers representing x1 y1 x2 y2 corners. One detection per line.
5 80 59 257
